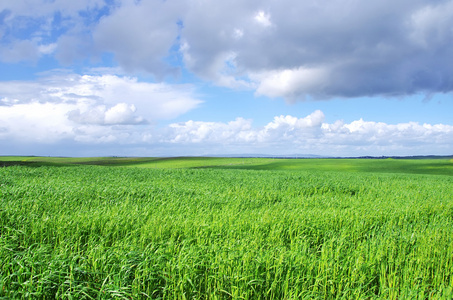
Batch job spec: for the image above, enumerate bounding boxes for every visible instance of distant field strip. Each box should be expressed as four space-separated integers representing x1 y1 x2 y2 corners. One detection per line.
1 158 453 298
1 156 453 175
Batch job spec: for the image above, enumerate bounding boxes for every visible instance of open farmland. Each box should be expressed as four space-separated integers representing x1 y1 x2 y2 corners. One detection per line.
1 157 453 299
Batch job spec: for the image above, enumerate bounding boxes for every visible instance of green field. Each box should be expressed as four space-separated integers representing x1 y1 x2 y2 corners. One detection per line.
2 156 453 176
1 157 453 299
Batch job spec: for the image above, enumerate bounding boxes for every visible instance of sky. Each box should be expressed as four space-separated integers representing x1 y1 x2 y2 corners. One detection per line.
0 0 452 157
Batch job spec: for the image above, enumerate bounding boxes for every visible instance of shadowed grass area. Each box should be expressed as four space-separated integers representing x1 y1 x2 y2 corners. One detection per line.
1 156 452 176
0 156 270 169
0 156 158 166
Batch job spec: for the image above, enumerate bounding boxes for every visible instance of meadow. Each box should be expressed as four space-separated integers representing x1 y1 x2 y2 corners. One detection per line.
1 157 452 299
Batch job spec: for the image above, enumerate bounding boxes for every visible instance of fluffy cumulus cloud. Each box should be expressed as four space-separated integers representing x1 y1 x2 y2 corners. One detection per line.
0 70 201 147
160 110 453 156
1 97 452 155
2 0 453 99
166 117 254 144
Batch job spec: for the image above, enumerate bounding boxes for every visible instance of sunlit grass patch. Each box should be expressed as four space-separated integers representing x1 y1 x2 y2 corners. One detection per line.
1 163 452 298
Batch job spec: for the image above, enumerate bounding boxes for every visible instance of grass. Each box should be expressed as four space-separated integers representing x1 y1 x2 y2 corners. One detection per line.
1 156 452 176
1 157 453 298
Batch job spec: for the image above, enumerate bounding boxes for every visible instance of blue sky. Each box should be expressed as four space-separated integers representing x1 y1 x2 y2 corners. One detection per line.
0 0 452 157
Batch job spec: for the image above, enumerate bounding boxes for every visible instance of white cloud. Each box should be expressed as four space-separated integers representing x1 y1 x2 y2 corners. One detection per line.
67 103 145 126
0 70 202 146
167 117 253 143
37 43 57 55
233 28 244 39
161 110 453 156
0 102 74 143
252 67 329 100
104 103 141 125
254 11 272 27
1 102 451 156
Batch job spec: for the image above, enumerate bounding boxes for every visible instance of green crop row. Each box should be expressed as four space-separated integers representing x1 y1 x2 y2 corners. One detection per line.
1 164 453 299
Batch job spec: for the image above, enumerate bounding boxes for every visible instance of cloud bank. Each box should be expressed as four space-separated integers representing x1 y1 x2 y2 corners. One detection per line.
1 101 451 156
0 71 201 145
1 0 453 100
161 110 453 156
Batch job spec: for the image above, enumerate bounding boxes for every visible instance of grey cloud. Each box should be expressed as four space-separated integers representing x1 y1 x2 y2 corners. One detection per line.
0 0 104 17
2 0 453 100
67 106 106 125
180 0 453 99
92 0 184 77
0 0 107 63
0 39 40 63
55 35 92 65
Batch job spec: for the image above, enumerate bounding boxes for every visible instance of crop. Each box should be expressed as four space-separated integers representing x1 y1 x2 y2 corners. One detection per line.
1 160 453 299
